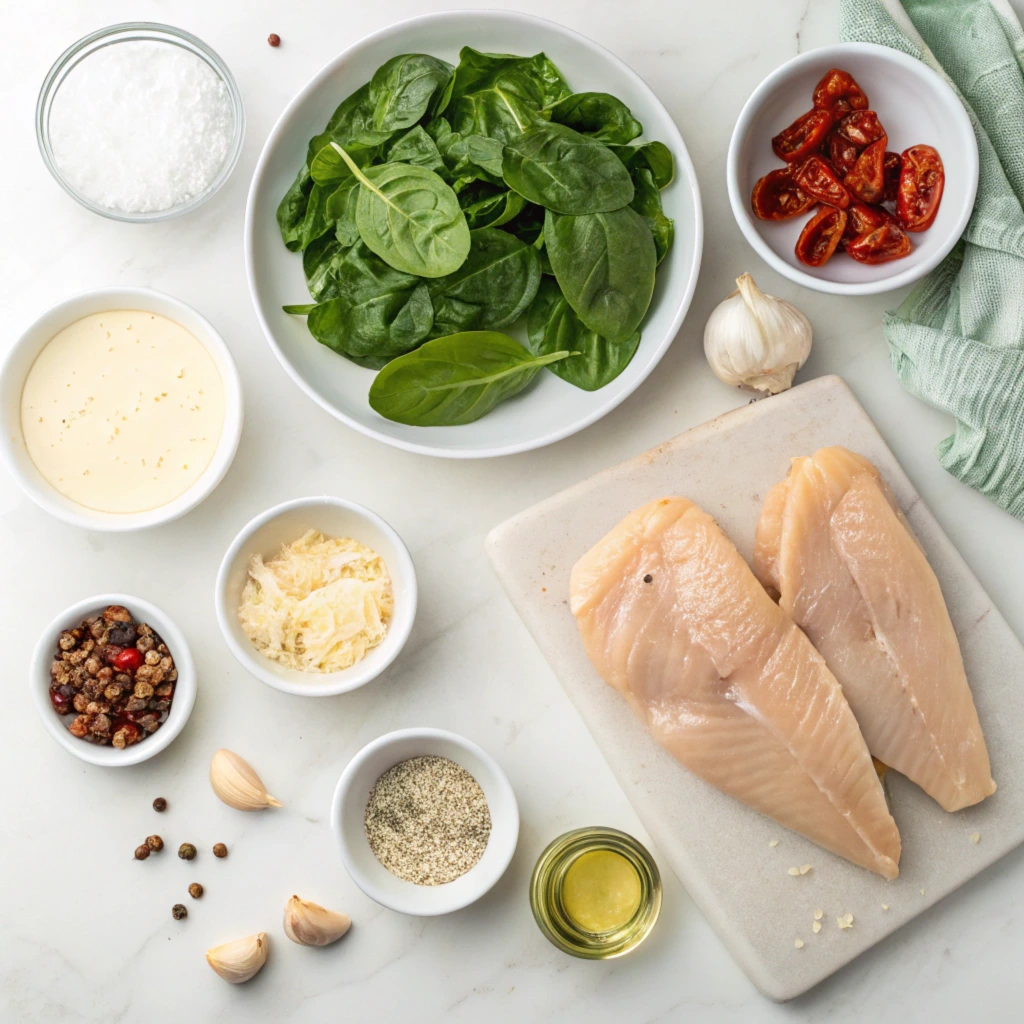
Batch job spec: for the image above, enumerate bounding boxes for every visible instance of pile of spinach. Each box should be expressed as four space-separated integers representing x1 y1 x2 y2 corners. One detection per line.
278 47 674 425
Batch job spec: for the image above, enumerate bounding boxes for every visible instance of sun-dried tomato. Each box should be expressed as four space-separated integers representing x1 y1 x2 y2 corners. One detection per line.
896 144 945 231
772 108 834 163
844 200 893 237
824 128 860 177
812 69 869 112
846 221 912 263
751 166 816 220
844 137 888 204
882 152 901 204
794 155 850 208
795 206 848 267
837 110 886 147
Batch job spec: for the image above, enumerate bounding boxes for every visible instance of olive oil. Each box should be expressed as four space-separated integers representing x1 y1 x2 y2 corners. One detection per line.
530 827 661 959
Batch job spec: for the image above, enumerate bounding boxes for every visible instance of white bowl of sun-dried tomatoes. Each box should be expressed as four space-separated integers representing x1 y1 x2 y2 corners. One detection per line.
727 42 977 295
31 594 196 766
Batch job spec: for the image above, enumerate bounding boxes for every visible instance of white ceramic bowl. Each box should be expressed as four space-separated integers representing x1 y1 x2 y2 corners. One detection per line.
245 9 703 458
331 728 519 915
31 593 197 766
0 288 243 531
215 496 417 696
727 42 978 295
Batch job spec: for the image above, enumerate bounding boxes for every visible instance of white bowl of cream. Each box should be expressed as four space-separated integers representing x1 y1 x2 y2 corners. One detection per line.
0 288 243 530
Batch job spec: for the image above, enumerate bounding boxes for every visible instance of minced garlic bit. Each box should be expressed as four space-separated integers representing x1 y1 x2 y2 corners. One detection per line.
920 888 926 896
881 904 890 911
812 921 822 934
813 909 823 921
769 839 780 848
788 867 801 876
837 912 854 930
794 938 805 949
799 864 812 875
970 833 981 844
238 530 392 673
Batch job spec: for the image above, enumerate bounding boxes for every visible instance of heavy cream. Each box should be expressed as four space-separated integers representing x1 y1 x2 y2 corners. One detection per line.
21 310 225 513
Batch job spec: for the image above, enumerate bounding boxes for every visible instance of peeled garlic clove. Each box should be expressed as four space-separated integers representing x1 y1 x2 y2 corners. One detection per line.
210 749 282 811
283 895 352 946
703 273 812 394
206 932 268 983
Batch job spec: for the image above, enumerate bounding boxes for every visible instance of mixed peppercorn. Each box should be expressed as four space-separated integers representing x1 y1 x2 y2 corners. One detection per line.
48 605 177 748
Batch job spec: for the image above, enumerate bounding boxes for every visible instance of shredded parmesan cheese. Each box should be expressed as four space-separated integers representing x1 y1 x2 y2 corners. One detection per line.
238 530 393 673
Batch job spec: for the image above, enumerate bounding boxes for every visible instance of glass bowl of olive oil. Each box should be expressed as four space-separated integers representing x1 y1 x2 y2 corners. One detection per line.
530 827 662 959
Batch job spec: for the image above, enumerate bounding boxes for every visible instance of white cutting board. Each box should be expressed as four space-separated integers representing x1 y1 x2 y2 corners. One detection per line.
486 375 1024 1001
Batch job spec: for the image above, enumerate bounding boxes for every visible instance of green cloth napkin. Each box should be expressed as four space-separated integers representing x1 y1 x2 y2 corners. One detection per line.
841 0 1024 519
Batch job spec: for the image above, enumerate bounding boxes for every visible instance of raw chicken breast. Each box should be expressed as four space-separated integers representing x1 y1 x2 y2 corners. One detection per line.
754 447 995 812
571 497 901 879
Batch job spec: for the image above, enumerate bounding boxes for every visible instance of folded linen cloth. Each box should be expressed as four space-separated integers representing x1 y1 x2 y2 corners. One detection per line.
841 0 1024 519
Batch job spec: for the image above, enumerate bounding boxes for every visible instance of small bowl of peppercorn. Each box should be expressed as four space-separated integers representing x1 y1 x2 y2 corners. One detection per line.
31 594 196 766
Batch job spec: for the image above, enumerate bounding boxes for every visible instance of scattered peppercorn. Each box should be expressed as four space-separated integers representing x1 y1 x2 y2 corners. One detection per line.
134 844 150 861
172 904 188 921
146 834 164 852
268 33 281 47
178 842 197 861
213 843 228 858
188 882 204 899
643 574 653 583
153 797 167 812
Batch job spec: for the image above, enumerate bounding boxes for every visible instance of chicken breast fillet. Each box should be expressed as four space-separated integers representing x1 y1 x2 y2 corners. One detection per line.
571 496 901 879
754 447 995 812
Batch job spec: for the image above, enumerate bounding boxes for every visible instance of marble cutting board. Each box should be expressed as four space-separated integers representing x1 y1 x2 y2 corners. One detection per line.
486 375 1024 1001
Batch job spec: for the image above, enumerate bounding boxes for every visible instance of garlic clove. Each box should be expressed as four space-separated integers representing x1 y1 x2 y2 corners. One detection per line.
206 932 269 983
703 273 812 394
283 895 352 947
210 749 282 811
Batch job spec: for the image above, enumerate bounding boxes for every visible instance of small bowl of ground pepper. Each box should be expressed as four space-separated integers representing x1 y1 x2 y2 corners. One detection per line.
31 594 196 766
331 728 519 916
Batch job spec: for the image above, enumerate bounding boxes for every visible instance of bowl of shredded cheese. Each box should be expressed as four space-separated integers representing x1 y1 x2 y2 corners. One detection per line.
215 497 417 696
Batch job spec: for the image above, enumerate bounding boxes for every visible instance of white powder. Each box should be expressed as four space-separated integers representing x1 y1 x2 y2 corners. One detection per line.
48 41 234 214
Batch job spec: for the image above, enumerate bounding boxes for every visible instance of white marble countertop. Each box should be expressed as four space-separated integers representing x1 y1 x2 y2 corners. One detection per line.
2 1 1023 1021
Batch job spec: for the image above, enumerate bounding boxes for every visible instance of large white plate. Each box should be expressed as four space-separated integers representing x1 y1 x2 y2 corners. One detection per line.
486 376 1024 1000
245 10 702 458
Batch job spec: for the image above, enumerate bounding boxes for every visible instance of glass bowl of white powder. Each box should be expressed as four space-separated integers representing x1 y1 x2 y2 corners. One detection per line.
36 23 244 222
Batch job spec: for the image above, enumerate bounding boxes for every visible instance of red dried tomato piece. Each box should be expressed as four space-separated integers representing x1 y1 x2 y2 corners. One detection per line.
794 155 850 208
882 151 901 203
844 137 888 204
812 69 869 112
896 144 945 231
845 200 893 237
751 166 816 220
772 108 833 163
846 221 912 263
824 128 860 178
795 206 848 267
837 110 885 147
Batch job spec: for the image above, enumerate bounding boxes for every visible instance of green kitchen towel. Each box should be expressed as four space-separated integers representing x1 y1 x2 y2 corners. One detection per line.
841 0 1024 519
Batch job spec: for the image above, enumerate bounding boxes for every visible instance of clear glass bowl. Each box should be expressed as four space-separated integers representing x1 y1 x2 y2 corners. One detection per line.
36 22 245 222
530 826 662 959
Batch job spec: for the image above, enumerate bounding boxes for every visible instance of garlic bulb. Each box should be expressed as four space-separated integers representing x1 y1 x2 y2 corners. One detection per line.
210 748 282 811
283 895 352 946
703 273 812 394
206 932 269 983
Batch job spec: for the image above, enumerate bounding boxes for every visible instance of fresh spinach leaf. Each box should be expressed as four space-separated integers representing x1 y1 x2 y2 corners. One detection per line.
544 206 656 343
370 54 454 132
306 83 393 167
368 331 571 425
546 92 642 145
503 201 546 246
610 140 674 189
384 125 447 175
297 183 337 250
457 183 526 229
277 165 314 251
427 228 541 336
442 47 570 145
426 118 505 190
501 122 634 214
333 143 471 278
630 167 674 264
527 277 639 390
302 232 349 301
326 181 360 247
